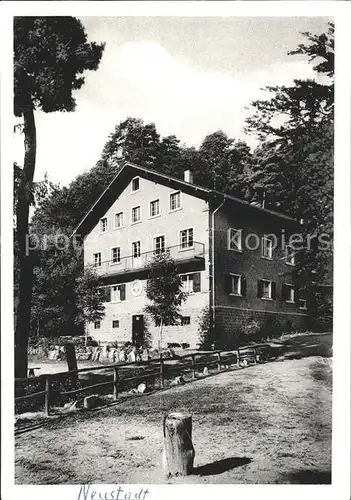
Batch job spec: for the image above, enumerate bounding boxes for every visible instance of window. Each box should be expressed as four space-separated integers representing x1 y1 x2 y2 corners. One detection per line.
285 245 296 265
131 177 140 192
112 320 120 328
261 237 273 259
111 247 121 264
181 316 191 326
154 235 165 255
150 199 160 218
111 284 126 302
115 212 124 229
227 228 242 252
298 298 307 310
282 284 295 303
100 217 108 233
258 279 276 300
132 241 141 258
132 206 141 223
181 273 201 293
228 274 246 296
170 191 181 211
100 286 111 303
94 321 101 329
180 228 194 249
93 252 101 267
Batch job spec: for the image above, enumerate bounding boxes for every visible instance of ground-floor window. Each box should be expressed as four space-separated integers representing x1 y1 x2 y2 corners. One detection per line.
181 272 201 293
258 279 276 300
112 320 120 328
282 284 295 303
298 298 307 310
94 320 101 329
181 316 191 325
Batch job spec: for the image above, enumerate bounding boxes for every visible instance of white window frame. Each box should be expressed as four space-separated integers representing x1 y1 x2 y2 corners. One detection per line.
131 205 141 224
93 252 102 268
131 176 140 193
261 236 273 260
149 199 160 218
181 273 195 294
285 245 296 266
298 298 307 310
227 228 243 252
284 283 295 303
111 285 121 303
99 217 108 234
114 211 124 229
179 227 194 251
153 234 166 255
132 241 141 258
110 247 121 265
261 279 272 300
170 191 182 212
229 273 242 296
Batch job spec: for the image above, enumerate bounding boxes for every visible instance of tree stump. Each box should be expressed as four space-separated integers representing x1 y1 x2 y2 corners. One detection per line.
162 412 195 477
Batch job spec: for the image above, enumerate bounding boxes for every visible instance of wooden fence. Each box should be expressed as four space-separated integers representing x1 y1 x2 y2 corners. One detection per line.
15 344 275 416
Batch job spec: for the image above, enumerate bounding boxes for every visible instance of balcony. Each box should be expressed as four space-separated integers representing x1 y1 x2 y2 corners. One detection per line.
93 242 205 280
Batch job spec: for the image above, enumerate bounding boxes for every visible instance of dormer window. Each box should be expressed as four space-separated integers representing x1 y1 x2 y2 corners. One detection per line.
100 217 107 233
131 177 140 193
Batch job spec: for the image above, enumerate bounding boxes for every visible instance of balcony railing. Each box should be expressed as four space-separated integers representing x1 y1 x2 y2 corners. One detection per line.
93 242 205 276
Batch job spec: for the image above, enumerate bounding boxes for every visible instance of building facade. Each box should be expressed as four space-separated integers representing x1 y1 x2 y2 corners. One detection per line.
73 162 308 348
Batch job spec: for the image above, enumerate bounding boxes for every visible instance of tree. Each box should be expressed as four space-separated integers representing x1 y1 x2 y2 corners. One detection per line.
244 24 334 325
144 251 187 349
14 17 104 377
30 232 105 341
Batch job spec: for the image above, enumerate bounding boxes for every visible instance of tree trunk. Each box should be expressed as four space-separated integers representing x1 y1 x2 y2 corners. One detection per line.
15 98 36 379
162 413 195 477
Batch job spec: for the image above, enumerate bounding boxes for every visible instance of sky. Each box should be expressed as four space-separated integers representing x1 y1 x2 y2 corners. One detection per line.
13 16 331 186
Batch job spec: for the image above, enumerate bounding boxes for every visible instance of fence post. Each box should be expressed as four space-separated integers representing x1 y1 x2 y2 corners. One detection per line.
113 366 119 401
191 355 196 379
44 375 51 416
253 348 257 364
217 352 221 371
160 353 164 388
236 349 240 368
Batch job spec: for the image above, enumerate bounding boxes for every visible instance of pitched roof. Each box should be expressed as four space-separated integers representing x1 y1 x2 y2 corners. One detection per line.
72 161 297 238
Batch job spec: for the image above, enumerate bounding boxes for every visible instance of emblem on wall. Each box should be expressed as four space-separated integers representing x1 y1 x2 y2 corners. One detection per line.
131 279 143 297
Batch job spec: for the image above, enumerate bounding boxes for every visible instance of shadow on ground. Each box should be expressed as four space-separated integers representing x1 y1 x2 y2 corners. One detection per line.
281 469 331 484
193 457 252 476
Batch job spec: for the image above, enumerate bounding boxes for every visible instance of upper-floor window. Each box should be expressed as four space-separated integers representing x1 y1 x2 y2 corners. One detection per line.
227 228 242 252
150 199 160 218
285 245 296 265
111 247 121 264
100 217 108 233
282 283 295 303
298 298 307 310
93 252 101 267
258 279 276 300
115 212 124 229
181 272 201 293
111 284 126 302
228 274 246 296
131 206 141 224
112 320 120 329
261 236 273 259
180 228 194 249
131 177 140 192
170 191 181 211
181 316 191 326
132 241 141 258
154 235 166 255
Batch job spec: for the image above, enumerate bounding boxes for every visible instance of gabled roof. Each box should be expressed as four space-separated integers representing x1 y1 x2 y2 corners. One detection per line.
72 161 297 239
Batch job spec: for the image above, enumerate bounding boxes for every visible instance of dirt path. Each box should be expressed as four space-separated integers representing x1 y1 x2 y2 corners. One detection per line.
15 356 332 485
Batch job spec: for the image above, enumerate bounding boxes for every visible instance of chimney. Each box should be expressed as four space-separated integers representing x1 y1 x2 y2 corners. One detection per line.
184 169 193 184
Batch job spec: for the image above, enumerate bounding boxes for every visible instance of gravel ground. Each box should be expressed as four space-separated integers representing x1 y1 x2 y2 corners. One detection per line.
15 355 332 485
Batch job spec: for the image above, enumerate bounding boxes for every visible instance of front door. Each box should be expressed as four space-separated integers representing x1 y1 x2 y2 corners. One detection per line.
132 315 144 347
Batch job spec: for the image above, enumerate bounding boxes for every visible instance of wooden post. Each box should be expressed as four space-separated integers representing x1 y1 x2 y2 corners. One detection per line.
160 353 164 388
65 343 78 371
253 348 257 364
44 375 50 416
236 349 240 368
217 352 221 371
113 367 119 401
191 355 196 379
162 412 195 477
